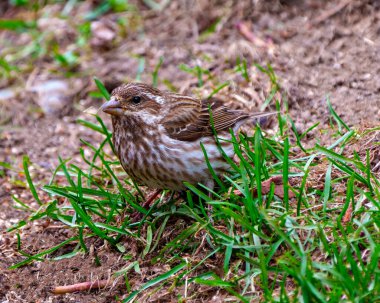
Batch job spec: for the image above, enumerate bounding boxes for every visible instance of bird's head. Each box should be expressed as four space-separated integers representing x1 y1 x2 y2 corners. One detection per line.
101 83 166 125
101 82 201 131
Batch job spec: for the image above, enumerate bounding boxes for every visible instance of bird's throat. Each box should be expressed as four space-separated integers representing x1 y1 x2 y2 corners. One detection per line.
111 115 157 157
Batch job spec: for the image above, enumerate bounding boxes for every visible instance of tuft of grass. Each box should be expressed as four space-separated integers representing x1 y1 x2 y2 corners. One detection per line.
198 18 221 42
179 63 212 87
152 56 164 88
235 57 250 82
0 19 36 31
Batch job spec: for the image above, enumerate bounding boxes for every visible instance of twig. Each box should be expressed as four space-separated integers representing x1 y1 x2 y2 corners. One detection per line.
342 203 353 223
236 22 273 48
233 175 296 199
52 279 112 294
310 0 353 27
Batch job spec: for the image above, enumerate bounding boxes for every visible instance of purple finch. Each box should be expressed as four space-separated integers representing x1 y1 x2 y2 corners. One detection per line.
101 83 271 190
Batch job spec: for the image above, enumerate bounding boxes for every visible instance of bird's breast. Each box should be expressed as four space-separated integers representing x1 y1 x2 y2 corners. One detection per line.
113 120 234 190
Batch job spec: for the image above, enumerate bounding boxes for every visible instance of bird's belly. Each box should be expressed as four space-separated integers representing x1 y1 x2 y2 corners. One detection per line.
119 136 233 190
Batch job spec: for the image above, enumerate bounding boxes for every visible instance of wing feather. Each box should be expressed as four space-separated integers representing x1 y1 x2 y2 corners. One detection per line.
163 97 250 141
160 93 201 129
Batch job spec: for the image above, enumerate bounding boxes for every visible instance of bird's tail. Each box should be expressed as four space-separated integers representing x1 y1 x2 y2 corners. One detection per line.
249 111 278 126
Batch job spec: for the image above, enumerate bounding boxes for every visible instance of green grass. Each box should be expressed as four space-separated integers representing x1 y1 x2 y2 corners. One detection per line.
9 83 380 302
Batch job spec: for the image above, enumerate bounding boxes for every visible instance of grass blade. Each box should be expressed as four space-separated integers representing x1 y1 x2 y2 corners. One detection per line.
94 77 110 100
123 262 187 302
23 156 42 205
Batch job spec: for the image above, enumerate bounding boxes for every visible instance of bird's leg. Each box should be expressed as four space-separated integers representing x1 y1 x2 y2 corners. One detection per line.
205 179 215 198
141 189 162 209
131 189 162 221
205 179 215 221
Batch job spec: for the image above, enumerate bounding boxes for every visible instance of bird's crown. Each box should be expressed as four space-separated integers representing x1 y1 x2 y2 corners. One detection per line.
111 83 166 105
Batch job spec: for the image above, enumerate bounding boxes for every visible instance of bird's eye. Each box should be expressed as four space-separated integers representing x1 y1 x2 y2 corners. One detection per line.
132 96 141 104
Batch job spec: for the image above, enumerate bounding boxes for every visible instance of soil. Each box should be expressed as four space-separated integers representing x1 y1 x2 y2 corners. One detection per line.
1 0 379 302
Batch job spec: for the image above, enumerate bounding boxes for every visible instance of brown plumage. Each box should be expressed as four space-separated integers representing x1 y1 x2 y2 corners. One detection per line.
101 83 271 190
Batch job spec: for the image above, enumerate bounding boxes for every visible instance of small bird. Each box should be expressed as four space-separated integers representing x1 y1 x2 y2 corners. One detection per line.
101 83 271 191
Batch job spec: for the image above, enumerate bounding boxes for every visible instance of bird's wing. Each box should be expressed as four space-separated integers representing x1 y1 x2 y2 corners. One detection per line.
160 93 201 130
162 97 250 141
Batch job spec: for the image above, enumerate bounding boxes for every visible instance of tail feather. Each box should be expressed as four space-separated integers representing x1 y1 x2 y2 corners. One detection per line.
233 111 277 131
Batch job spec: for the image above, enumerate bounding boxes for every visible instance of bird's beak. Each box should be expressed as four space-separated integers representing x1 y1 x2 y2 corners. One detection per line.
100 97 123 116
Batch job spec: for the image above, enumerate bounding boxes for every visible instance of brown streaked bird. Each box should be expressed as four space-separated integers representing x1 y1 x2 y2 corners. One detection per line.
101 83 271 191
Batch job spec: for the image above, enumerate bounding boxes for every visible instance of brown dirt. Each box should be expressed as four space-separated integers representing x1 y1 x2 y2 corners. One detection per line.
1 0 379 302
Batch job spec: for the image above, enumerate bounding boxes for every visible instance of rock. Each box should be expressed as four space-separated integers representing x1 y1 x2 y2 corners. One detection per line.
90 19 117 48
0 88 17 100
28 79 77 116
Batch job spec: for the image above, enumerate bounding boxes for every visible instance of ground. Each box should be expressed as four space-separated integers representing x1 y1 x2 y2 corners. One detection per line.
0 1 379 302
